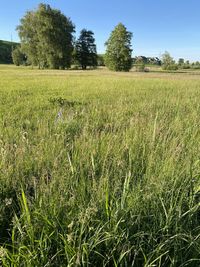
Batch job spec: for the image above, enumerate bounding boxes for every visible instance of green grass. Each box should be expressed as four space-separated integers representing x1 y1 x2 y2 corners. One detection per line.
0 65 200 266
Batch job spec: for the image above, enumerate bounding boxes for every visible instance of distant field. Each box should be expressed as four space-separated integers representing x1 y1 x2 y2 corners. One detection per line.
0 65 200 266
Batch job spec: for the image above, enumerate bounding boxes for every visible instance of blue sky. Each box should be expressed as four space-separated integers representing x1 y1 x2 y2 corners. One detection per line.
0 0 200 61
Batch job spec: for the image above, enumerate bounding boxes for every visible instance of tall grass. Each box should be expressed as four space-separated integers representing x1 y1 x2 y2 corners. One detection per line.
0 66 200 266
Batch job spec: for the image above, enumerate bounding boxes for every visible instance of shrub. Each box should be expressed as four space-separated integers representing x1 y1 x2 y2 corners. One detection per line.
135 64 145 72
164 64 178 71
162 51 178 71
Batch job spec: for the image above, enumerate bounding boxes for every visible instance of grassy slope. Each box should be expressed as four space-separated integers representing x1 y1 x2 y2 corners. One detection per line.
0 40 19 64
0 66 200 266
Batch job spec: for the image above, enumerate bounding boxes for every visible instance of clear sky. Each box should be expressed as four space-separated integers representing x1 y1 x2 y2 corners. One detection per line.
0 0 199 61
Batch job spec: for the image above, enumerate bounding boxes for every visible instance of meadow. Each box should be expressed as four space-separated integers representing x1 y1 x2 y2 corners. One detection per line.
0 65 200 266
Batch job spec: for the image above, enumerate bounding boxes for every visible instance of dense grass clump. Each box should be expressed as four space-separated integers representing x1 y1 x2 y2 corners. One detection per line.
0 66 200 266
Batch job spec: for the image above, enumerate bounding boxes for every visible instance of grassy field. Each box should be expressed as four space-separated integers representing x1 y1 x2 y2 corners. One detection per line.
0 65 200 266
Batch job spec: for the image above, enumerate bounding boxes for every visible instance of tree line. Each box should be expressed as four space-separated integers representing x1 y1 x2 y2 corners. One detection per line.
11 3 199 72
12 3 133 71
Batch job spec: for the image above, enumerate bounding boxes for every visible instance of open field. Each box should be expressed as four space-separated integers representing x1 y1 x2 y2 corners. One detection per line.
0 65 200 266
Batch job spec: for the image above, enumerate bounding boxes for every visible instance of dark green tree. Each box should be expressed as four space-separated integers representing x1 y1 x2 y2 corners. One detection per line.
74 29 97 70
17 3 75 69
12 46 26 66
105 23 132 71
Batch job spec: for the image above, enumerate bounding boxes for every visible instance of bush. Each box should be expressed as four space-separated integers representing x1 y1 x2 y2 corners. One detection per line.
162 64 178 71
135 64 145 72
192 65 200 70
182 64 190 69
162 52 178 71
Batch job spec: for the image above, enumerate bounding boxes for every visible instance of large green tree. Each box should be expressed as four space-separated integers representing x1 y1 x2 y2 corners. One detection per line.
105 23 132 71
17 3 75 69
74 29 97 70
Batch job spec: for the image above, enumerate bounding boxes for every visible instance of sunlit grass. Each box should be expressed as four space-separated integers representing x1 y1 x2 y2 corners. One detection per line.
0 66 200 266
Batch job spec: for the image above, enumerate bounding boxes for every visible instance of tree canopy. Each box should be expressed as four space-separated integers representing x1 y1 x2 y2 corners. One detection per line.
74 29 97 70
105 23 132 71
17 3 75 69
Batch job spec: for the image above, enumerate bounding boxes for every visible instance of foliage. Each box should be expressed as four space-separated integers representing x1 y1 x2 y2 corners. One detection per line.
166 64 178 71
17 3 75 69
74 29 97 70
178 58 184 66
97 54 105 66
178 60 200 70
162 51 178 70
135 57 146 72
12 46 26 66
148 56 162 65
191 61 200 69
182 64 191 69
0 40 19 64
133 56 161 66
105 23 132 71
0 65 200 266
